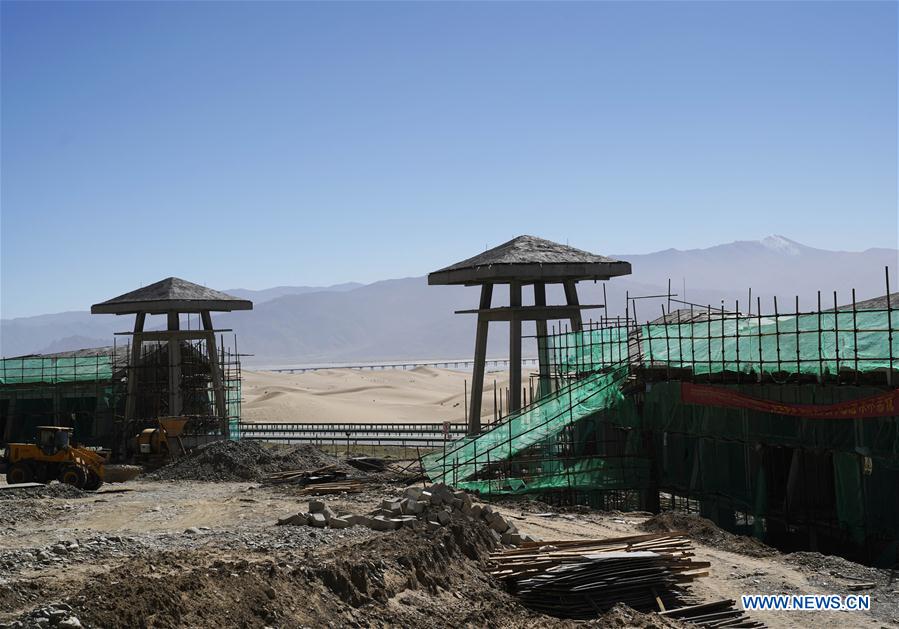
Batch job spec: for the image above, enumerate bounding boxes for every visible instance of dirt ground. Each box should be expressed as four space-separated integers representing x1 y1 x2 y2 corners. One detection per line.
1 458 897 628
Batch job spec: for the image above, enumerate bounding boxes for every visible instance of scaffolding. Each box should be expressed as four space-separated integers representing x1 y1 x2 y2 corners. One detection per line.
424 281 899 564
0 335 244 454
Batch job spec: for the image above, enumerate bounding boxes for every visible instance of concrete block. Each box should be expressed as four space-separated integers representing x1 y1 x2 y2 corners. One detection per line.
436 510 451 525
404 486 423 500
490 530 502 543
407 500 426 515
381 500 403 515
308 500 325 513
470 505 482 518
481 505 494 518
320 506 335 522
343 514 366 526
276 513 307 526
489 515 509 534
308 513 328 528
329 517 351 529
450 498 463 510
371 516 401 531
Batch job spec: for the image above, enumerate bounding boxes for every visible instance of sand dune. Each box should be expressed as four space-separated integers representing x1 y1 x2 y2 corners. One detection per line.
241 367 518 423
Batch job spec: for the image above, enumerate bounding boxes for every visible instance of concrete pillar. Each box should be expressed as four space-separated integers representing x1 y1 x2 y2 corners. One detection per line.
564 280 583 332
534 282 552 399
467 285 493 435
201 311 227 434
167 312 182 416
509 282 522 413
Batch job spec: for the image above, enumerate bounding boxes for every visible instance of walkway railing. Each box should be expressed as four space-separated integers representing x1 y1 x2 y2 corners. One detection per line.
238 421 467 452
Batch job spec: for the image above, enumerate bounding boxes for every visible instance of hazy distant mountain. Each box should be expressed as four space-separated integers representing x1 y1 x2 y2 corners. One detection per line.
612 236 898 309
2 236 896 364
223 282 364 305
0 282 363 358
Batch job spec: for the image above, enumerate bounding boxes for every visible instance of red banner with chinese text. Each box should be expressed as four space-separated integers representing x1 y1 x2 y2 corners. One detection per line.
680 383 899 419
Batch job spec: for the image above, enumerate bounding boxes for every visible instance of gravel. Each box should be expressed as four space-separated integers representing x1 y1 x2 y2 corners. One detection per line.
0 485 86 501
146 440 342 482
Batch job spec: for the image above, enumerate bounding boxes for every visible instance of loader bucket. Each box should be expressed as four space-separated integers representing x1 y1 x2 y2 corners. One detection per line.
103 464 143 483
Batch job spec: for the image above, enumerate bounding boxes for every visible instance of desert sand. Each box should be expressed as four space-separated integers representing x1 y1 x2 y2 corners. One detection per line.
241 366 519 423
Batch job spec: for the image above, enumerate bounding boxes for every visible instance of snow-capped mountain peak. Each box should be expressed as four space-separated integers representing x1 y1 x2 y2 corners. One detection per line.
760 235 803 256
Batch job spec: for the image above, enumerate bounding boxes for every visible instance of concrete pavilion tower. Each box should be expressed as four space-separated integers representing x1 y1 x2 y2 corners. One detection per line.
91 277 252 434
429 236 631 435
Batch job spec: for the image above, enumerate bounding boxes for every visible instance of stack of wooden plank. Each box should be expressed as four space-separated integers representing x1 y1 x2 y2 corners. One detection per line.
297 480 367 495
263 465 347 486
660 600 766 628
512 550 684 617
488 533 703 619
489 533 763 627
489 532 708 585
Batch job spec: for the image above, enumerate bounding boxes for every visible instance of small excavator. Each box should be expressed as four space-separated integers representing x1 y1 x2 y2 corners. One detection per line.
5 426 113 490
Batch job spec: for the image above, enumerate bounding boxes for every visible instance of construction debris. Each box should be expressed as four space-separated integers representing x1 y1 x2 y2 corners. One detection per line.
262 464 347 485
346 456 386 472
276 483 540 543
296 480 367 495
659 600 765 628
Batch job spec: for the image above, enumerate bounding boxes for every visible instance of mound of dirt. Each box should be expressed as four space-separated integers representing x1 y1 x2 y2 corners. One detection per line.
61 517 564 628
585 603 690 628
147 440 342 482
639 512 777 558
0 483 86 500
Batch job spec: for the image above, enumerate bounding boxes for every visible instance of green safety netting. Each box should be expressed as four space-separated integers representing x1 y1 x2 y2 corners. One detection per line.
549 311 899 377
0 356 116 385
455 456 651 495
423 368 627 484
641 311 899 376
548 326 631 374
426 310 899 488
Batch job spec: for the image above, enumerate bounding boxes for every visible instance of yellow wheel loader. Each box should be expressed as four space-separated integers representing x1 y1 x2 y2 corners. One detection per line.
6 427 106 490
5 426 139 490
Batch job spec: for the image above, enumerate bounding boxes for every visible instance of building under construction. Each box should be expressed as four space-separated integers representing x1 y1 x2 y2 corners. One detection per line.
0 278 250 456
424 237 899 567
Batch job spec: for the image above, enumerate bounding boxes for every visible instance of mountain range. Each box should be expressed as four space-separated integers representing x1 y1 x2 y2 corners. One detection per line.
2 236 896 366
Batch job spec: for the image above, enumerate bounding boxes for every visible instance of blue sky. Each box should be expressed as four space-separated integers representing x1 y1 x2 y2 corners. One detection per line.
1 1 896 318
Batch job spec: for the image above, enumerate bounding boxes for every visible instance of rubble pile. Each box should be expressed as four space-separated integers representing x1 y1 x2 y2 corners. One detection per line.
277 482 540 545
147 440 343 482
0 484 86 500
